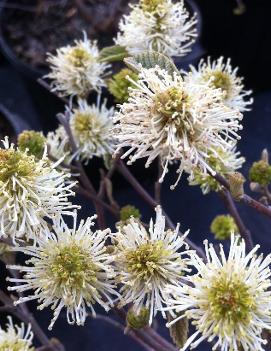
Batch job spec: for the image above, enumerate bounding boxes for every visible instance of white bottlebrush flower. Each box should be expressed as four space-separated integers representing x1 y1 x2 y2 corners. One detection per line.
114 66 243 188
7 214 118 330
184 57 253 111
114 0 197 57
0 316 34 351
188 144 245 194
47 125 72 165
70 97 115 163
0 137 77 243
46 32 110 97
113 206 191 324
165 234 271 351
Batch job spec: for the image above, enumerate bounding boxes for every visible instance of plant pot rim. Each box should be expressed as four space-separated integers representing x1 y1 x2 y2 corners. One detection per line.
0 0 44 79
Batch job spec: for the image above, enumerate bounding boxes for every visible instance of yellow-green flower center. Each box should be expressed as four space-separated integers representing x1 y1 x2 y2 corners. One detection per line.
208 274 255 329
73 112 104 145
0 149 38 183
140 0 165 13
126 241 169 280
73 112 94 133
0 340 34 351
67 47 93 68
50 243 97 292
154 87 194 137
203 70 232 99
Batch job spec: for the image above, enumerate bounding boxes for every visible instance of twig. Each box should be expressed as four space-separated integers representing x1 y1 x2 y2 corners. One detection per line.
116 160 206 259
75 186 119 216
0 304 14 313
113 307 177 351
57 112 106 228
94 314 155 351
116 160 157 208
146 328 178 351
242 194 271 218
134 329 171 351
220 190 253 251
263 186 271 203
212 172 271 219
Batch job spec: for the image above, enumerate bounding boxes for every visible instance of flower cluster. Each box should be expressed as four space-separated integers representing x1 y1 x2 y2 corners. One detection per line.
113 206 191 324
70 98 115 163
0 317 34 351
46 32 110 97
4 198 271 351
165 235 271 351
114 66 243 188
115 0 197 57
184 56 253 112
47 97 115 165
0 137 77 243
7 214 118 330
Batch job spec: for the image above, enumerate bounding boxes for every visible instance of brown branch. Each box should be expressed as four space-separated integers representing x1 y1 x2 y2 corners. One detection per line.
113 308 177 351
94 314 155 351
212 172 271 219
220 190 253 251
116 160 206 259
134 329 174 351
57 112 106 228
146 327 178 351
75 186 119 216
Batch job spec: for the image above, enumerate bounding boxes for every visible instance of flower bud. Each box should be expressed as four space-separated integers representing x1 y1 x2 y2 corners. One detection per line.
249 160 271 186
210 215 238 240
126 308 150 329
120 205 141 221
108 68 138 103
227 172 245 200
18 130 46 160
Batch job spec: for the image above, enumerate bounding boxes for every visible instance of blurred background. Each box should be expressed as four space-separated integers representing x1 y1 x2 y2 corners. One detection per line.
0 0 271 350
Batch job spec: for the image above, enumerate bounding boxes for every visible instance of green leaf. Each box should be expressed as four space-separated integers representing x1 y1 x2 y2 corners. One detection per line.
167 314 188 348
124 51 179 76
99 45 129 63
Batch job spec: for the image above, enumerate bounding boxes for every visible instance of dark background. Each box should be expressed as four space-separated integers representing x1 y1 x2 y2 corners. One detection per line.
1 0 271 350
